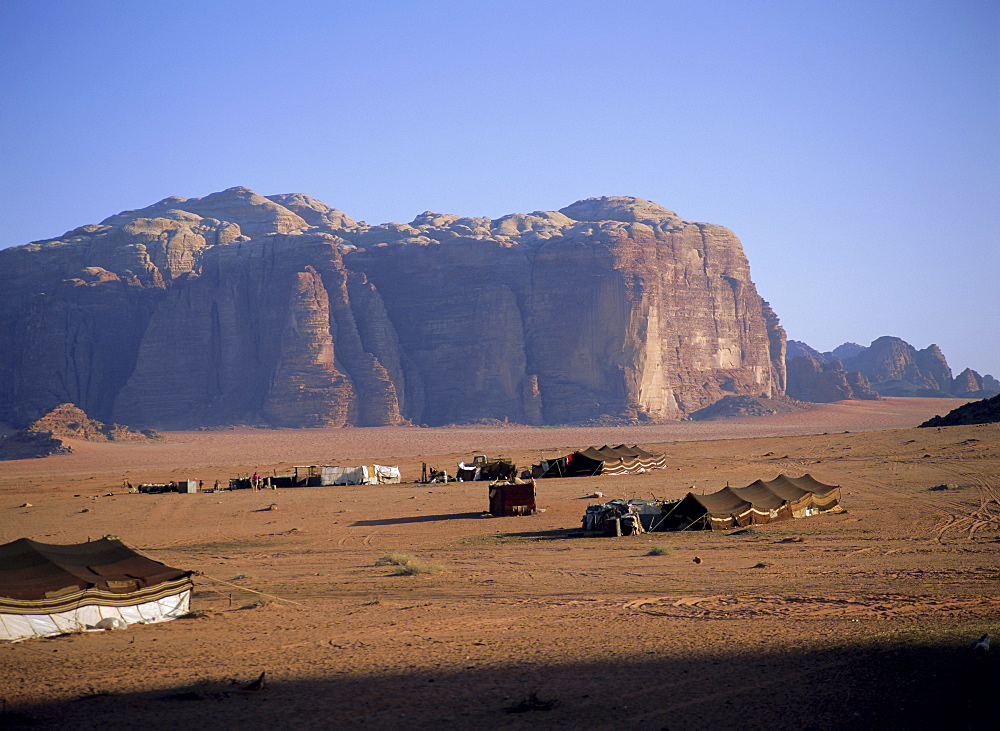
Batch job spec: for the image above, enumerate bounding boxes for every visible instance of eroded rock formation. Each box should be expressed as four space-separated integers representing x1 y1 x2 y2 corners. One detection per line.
0 189 787 428
0 403 154 459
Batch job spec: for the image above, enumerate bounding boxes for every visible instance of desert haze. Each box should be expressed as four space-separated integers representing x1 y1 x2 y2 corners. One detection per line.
2 397 998 728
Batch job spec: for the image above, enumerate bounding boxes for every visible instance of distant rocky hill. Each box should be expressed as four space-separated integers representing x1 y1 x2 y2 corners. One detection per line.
690 395 801 420
786 337 998 402
919 393 1000 427
0 403 156 459
0 188 787 429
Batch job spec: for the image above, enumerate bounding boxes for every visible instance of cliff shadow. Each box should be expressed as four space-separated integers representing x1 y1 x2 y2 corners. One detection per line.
4 635 995 729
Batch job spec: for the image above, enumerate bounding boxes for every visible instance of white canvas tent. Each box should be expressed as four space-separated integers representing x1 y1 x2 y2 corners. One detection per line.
371 465 401 484
321 465 370 485
318 465 401 485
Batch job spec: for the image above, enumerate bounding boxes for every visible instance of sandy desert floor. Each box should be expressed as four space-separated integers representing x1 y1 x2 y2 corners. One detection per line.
1 397 998 729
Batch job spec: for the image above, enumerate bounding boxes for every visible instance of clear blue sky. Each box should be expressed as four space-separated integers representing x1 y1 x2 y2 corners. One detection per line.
2 1 998 377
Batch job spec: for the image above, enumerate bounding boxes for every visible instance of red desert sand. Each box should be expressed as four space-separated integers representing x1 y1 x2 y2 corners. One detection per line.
2 397 998 728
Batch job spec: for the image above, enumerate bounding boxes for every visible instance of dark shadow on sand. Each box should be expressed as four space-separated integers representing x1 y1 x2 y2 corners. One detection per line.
493 528 578 541
351 512 485 526
4 633 995 729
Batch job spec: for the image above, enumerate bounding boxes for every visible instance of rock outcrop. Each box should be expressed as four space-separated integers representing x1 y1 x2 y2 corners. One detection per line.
690 395 800 420
0 403 155 459
27 403 114 441
949 368 1000 398
919 393 1000 427
0 431 71 460
786 337 998 401
0 189 787 428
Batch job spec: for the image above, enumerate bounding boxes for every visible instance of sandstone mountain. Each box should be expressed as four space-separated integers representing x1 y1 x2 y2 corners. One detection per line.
786 337 998 401
0 188 787 429
0 403 155 460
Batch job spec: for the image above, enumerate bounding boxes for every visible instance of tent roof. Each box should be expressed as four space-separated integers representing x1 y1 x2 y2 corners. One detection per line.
574 444 660 462
0 537 192 602
688 486 752 515
730 482 787 510
773 473 839 495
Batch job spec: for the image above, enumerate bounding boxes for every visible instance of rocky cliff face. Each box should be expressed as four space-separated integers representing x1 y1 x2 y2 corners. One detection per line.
785 356 879 402
0 189 786 428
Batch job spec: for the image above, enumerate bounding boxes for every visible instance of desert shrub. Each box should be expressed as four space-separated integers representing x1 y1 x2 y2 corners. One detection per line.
646 545 674 556
392 561 444 576
181 609 210 619
240 598 270 609
376 552 444 575
375 553 415 567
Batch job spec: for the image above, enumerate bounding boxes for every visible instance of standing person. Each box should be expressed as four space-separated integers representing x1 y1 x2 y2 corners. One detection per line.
252 472 261 491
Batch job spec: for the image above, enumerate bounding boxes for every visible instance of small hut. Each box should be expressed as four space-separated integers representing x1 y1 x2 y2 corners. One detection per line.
488 480 536 516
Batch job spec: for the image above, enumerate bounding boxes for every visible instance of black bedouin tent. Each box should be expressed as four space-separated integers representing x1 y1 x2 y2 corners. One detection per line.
0 537 195 641
535 445 666 478
658 474 842 531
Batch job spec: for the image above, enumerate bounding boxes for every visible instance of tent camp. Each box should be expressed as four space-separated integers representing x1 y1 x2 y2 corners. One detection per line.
0 537 194 641
660 474 842 531
535 445 666 478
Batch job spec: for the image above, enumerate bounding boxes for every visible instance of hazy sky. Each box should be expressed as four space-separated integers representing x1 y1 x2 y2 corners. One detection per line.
2 1 997 376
